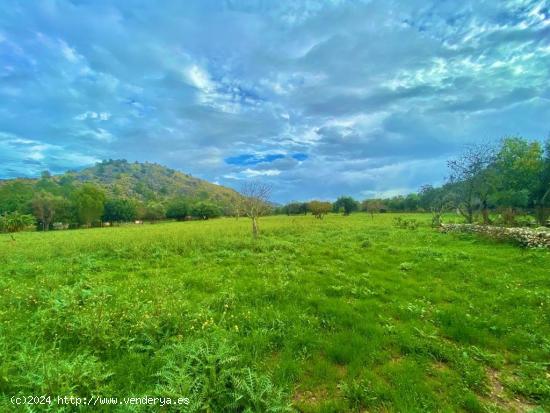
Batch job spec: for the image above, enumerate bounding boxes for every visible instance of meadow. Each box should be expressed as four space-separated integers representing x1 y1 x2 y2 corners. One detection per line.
0 214 548 412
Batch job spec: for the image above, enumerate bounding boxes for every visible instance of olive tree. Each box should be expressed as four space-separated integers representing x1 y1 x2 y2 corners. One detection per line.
31 191 62 231
308 200 331 219
240 182 272 237
333 196 359 215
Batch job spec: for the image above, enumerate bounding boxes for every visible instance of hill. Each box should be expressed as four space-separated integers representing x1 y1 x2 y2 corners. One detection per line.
64 159 240 205
0 159 241 215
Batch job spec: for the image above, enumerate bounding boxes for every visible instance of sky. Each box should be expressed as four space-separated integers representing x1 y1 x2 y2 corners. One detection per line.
0 0 549 202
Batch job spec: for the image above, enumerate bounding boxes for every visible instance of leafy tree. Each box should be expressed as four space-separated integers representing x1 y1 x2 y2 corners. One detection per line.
102 198 137 223
533 138 550 225
333 196 359 215
418 185 438 211
403 193 420 211
0 212 35 240
72 184 106 226
308 201 331 219
282 202 308 215
166 198 190 221
31 192 63 231
144 202 166 222
191 202 221 219
54 197 76 225
0 181 34 214
35 171 60 194
491 137 544 224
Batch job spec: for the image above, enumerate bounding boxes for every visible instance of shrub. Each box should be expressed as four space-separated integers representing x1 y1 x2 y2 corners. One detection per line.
393 217 419 230
0 212 35 239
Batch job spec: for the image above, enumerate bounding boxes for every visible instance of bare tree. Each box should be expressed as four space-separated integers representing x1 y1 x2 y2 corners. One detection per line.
447 143 496 224
240 182 272 237
233 195 243 220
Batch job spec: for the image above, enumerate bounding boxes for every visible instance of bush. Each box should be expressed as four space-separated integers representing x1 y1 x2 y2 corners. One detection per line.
393 217 419 230
0 212 35 237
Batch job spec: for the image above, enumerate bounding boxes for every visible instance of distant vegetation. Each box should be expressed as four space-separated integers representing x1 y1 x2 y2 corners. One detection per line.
277 136 550 227
1 137 549 237
0 159 240 231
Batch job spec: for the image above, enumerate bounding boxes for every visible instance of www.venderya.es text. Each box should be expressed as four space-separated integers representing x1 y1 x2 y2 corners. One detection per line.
11 395 190 407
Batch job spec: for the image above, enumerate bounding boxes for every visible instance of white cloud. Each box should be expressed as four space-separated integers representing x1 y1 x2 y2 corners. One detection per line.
185 65 214 92
75 111 112 121
242 168 282 177
58 40 81 63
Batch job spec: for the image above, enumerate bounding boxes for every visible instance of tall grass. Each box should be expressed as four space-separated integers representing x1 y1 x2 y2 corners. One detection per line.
0 214 548 411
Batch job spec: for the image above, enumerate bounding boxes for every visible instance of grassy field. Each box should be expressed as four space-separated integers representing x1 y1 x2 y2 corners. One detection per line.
0 214 548 412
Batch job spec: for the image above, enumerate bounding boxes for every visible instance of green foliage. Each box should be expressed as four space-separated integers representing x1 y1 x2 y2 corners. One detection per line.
166 198 190 221
393 216 419 230
0 214 548 412
280 202 308 215
361 199 386 214
308 200 332 219
70 159 240 208
31 191 64 230
0 180 34 214
494 137 543 195
191 201 222 219
157 336 292 412
441 137 550 225
102 198 137 223
0 211 35 234
333 196 359 215
143 202 166 221
72 183 106 225
0 160 242 228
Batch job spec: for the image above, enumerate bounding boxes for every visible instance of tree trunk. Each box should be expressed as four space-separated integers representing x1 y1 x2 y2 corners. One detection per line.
252 216 259 238
536 189 550 225
481 201 491 225
459 206 474 223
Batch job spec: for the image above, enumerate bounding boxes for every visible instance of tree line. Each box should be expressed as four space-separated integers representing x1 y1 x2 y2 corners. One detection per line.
277 137 550 226
0 176 225 232
1 136 549 236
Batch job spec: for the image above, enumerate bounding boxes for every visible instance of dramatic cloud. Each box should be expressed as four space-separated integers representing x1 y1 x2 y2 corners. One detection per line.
1 0 549 201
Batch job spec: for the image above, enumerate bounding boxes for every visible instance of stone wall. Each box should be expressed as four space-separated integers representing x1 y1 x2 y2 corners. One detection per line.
439 224 550 249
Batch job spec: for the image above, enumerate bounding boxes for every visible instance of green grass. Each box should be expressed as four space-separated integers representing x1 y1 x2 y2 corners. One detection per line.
0 214 548 412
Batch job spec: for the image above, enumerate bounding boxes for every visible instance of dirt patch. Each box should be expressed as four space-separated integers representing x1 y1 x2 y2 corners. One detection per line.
335 363 348 378
485 368 536 412
431 360 450 374
293 387 329 405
